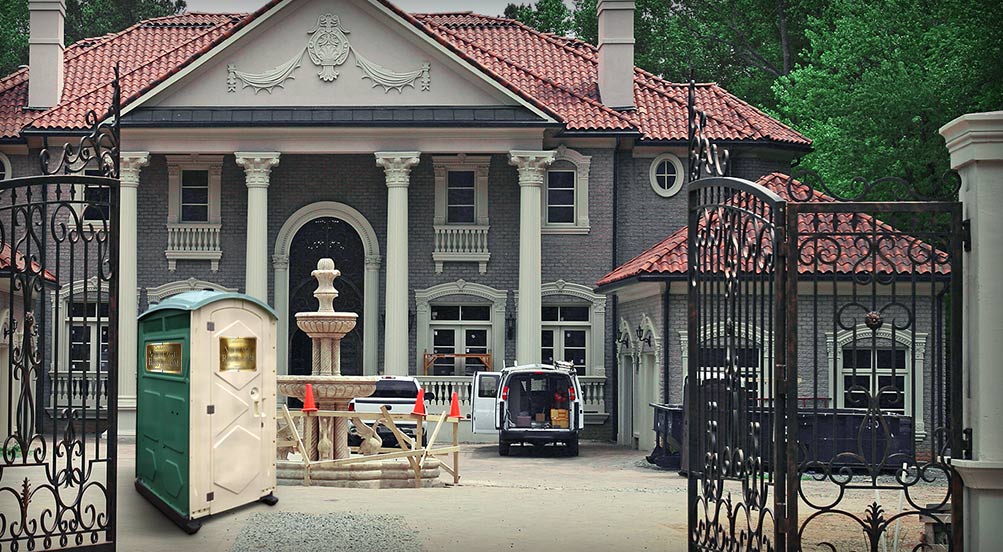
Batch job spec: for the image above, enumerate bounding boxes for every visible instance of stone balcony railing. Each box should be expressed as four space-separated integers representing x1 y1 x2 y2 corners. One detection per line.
166 223 222 271
432 224 490 273
416 374 608 424
48 371 109 410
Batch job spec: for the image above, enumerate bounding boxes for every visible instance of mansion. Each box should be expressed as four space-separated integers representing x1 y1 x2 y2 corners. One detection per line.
0 0 810 441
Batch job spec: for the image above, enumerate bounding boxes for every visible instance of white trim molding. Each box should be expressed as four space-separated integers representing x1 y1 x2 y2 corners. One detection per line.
543 145 591 234
146 278 238 304
679 322 774 396
638 312 663 402
165 154 224 271
274 201 382 375
826 326 927 441
649 152 684 198
516 280 607 376
432 155 491 273
0 153 11 181
414 279 508 372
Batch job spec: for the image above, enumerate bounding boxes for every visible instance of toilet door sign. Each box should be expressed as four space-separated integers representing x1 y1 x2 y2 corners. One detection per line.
220 337 257 372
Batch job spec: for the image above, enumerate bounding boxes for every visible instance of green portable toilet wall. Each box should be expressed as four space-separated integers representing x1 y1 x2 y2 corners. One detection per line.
136 291 278 533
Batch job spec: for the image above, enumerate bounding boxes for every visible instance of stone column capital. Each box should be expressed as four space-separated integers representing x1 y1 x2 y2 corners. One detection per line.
272 254 289 270
375 152 421 188
365 255 383 270
509 150 556 187
940 111 1003 170
119 152 150 187
235 152 281 188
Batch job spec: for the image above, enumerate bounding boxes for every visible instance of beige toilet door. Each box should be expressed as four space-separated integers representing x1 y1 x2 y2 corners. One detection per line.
208 307 268 515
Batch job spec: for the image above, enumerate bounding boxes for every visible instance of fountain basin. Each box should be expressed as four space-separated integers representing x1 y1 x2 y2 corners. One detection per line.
277 375 378 403
294 311 358 337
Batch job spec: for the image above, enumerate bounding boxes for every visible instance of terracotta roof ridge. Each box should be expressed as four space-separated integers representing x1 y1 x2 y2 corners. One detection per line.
25 14 240 130
420 18 636 130
632 70 769 139
712 84 807 143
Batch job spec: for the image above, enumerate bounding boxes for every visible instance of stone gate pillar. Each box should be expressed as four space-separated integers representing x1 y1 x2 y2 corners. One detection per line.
940 111 1003 550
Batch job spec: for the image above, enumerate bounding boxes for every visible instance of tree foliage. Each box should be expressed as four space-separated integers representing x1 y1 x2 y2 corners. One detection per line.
0 0 186 77
774 0 1003 193
504 0 573 36
508 0 1003 196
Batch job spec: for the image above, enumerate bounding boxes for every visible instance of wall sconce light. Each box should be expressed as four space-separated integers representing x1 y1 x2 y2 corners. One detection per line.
617 329 631 347
636 325 653 347
506 312 515 340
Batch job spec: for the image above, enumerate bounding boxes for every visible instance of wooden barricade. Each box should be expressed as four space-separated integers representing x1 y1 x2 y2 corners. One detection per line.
276 406 462 488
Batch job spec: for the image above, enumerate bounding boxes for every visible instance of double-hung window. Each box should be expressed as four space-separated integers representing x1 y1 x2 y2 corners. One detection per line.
432 156 491 273
840 347 908 414
541 305 590 375
545 171 576 224
180 170 210 223
446 170 476 224
165 155 223 271
68 302 110 373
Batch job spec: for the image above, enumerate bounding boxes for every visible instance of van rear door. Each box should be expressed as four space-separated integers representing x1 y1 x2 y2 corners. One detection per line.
471 372 502 434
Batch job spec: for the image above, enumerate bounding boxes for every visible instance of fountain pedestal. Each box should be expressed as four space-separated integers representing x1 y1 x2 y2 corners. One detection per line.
275 258 441 487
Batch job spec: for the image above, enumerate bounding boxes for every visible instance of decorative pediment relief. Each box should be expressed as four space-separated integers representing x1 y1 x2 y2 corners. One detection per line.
227 13 431 95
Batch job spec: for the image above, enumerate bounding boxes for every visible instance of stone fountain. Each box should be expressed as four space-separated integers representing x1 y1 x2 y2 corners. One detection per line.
275 258 440 487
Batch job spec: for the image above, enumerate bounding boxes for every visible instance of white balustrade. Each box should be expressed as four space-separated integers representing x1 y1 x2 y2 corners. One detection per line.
48 371 110 409
165 223 222 271
417 374 608 422
432 224 490 273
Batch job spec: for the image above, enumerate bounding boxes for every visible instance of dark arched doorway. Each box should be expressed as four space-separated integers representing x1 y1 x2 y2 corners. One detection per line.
287 217 365 376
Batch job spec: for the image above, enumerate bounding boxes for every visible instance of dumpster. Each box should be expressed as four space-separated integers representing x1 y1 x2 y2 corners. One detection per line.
135 291 278 534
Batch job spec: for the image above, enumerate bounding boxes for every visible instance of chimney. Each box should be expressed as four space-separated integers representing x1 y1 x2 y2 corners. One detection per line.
597 0 635 110
28 0 66 110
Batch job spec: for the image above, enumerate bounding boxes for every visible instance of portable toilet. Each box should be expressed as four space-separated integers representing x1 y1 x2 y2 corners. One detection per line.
135 291 278 534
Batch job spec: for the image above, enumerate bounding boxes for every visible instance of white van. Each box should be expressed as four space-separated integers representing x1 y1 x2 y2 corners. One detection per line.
471 363 585 456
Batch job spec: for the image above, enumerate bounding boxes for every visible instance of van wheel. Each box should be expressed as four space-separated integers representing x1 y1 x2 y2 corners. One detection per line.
499 441 511 456
566 436 579 457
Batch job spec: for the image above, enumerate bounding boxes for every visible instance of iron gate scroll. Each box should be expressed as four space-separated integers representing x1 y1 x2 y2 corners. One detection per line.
685 81 965 551
0 76 121 551
687 175 788 551
784 172 964 552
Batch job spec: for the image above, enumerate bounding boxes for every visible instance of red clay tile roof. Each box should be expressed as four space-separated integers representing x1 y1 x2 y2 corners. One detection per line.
0 244 56 282
0 5 810 147
596 173 950 288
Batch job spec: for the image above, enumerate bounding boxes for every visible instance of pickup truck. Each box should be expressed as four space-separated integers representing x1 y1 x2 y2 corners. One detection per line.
347 376 433 447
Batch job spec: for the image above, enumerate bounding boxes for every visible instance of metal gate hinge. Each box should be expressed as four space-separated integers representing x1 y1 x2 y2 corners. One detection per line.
962 428 973 460
206 492 214 502
962 219 972 252
207 321 215 331
207 405 215 415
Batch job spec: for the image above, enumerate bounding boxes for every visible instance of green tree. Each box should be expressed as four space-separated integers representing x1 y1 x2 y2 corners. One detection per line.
568 0 817 109
0 0 186 77
773 0 1003 195
504 0 573 36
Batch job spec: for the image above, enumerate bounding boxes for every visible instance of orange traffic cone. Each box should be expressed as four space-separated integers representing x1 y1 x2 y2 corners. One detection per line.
302 383 318 413
448 391 462 419
411 388 427 417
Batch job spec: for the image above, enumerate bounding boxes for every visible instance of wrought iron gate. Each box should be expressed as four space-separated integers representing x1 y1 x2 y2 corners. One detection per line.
0 75 121 551
686 82 965 551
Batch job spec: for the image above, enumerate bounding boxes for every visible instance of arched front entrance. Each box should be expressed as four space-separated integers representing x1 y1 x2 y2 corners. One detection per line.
274 202 381 376
288 217 366 375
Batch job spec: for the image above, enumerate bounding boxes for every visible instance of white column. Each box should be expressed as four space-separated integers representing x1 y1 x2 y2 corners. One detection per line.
375 152 420 375
364 254 382 375
509 151 555 364
236 152 280 302
941 111 1003 550
118 151 149 437
272 254 290 374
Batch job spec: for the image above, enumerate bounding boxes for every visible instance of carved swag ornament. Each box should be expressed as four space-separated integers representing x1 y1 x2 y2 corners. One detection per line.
227 13 432 94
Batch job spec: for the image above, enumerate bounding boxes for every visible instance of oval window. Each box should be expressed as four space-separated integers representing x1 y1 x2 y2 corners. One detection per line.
649 153 684 198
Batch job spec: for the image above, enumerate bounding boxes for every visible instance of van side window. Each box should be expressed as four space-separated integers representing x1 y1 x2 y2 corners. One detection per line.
479 377 498 398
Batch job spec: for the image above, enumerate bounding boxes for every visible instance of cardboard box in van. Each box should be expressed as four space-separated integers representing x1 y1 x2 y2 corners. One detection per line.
551 409 570 429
